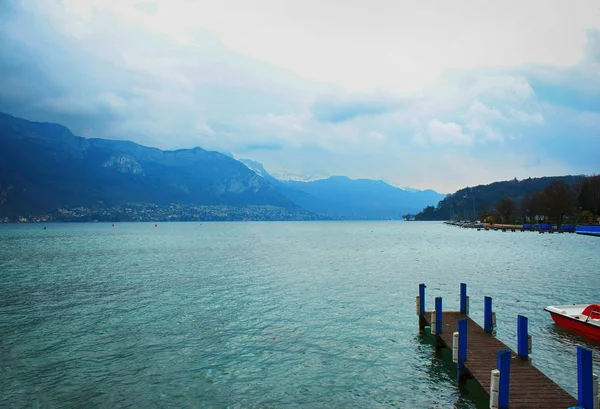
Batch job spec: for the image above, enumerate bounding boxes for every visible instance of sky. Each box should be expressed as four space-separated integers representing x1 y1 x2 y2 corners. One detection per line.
1 0 599 192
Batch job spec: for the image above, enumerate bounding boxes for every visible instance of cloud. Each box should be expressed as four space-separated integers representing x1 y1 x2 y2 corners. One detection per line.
161 0 600 93
33 92 129 118
311 94 406 123
529 81 600 112
135 2 158 16
0 1 599 192
427 120 474 145
584 29 600 62
465 101 505 142
196 122 216 137
367 131 386 142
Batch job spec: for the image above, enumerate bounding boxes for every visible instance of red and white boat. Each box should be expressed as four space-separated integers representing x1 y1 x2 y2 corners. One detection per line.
545 304 600 342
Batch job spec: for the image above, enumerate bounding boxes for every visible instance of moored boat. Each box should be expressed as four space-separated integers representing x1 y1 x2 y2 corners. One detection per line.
544 304 600 342
575 225 600 237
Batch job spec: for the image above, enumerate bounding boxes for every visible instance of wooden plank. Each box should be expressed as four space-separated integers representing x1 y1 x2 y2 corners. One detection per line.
422 311 577 409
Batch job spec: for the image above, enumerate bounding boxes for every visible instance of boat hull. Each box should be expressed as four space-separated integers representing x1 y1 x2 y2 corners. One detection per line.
547 311 600 342
575 225 600 237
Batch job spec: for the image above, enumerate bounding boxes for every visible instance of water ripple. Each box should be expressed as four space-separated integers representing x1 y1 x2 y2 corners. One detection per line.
1 222 599 408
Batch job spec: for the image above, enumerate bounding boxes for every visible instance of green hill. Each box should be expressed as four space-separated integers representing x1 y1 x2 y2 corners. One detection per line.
415 176 586 221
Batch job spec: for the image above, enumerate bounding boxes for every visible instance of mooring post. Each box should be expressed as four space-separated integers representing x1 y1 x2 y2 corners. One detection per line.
460 283 467 315
577 346 594 409
419 283 426 316
457 318 468 380
497 349 511 409
484 296 493 333
435 297 442 336
418 284 426 330
517 315 529 360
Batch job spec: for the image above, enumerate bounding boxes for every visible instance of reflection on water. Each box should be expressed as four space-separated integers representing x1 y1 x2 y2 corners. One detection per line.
547 322 600 349
416 329 489 409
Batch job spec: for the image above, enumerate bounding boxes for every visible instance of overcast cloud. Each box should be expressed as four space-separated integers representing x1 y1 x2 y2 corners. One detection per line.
1 0 599 192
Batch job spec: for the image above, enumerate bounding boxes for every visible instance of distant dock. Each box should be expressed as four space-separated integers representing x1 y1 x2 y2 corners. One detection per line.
417 283 597 409
444 221 579 233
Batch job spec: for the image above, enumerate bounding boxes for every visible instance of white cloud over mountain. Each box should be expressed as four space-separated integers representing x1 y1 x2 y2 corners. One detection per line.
1 0 599 191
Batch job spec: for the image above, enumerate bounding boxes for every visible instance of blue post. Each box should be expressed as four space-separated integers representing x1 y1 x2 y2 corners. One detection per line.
577 346 593 409
484 296 493 333
458 319 467 363
457 318 467 379
460 283 467 314
435 297 442 335
497 349 511 409
419 283 426 315
517 315 528 360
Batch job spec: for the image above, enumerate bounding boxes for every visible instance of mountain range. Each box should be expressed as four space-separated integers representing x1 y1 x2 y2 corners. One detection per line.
239 159 443 219
0 113 296 217
0 112 444 220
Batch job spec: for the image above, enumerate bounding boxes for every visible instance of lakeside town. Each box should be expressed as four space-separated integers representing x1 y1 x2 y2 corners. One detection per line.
0 203 328 223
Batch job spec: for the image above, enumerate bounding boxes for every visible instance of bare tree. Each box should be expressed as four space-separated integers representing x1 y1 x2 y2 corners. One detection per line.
578 175 600 217
521 191 548 222
496 198 517 224
544 181 575 226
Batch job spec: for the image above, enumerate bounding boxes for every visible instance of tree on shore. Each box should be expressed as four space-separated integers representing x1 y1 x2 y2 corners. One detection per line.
496 198 517 224
520 191 548 222
414 175 587 222
544 181 575 226
478 201 493 222
578 175 600 216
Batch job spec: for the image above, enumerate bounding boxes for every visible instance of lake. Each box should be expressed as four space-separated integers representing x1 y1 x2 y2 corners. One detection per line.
1 221 599 408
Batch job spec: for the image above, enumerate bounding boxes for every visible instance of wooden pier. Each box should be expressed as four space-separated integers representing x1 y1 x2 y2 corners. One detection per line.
416 283 597 409
421 311 577 408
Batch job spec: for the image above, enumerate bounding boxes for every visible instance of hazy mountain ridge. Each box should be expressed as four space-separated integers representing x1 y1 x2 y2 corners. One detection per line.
284 177 444 219
0 112 298 217
0 112 445 220
240 159 445 219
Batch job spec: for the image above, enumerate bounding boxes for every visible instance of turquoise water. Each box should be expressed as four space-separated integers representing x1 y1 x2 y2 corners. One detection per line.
1 221 599 408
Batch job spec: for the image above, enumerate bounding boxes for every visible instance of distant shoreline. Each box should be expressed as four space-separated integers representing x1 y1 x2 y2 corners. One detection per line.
0 218 425 224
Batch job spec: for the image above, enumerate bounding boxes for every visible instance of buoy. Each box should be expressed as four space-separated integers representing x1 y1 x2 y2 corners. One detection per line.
490 369 500 409
452 331 459 363
155 224 158 227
